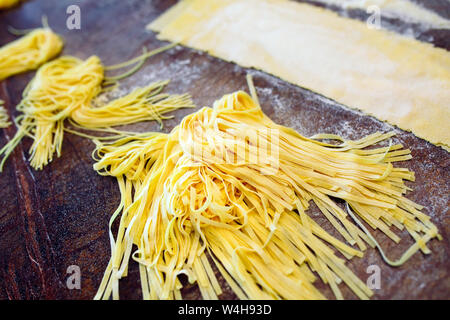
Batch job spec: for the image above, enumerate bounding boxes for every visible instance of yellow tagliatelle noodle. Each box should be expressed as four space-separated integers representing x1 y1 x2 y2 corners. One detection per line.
0 100 10 128
71 80 193 129
93 78 439 300
0 44 194 171
0 28 63 80
0 0 20 9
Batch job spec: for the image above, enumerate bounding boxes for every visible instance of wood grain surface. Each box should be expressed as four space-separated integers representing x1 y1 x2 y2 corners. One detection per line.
0 0 448 300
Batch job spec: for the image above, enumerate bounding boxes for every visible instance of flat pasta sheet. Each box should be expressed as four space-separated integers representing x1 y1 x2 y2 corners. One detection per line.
148 0 450 151
308 0 450 29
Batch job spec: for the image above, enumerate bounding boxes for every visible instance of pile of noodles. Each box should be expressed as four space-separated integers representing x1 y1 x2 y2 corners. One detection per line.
0 41 193 171
0 28 63 80
0 0 20 10
0 100 10 128
92 78 439 300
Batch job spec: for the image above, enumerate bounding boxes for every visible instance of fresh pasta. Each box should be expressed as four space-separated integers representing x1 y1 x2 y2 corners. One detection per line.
0 46 194 171
0 0 20 9
93 77 439 300
0 100 10 128
0 28 63 80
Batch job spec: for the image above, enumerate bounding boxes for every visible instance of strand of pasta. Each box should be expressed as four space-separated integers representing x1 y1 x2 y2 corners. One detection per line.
345 203 439 266
71 80 194 129
0 100 10 128
0 0 20 9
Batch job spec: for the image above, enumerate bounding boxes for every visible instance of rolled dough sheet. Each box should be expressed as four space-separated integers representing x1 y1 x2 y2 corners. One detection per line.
307 0 450 29
148 0 450 151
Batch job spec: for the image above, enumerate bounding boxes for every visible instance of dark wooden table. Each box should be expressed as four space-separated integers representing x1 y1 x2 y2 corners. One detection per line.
0 0 449 300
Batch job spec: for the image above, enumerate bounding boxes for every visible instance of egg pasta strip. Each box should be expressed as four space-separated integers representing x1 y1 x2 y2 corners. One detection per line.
148 0 450 151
